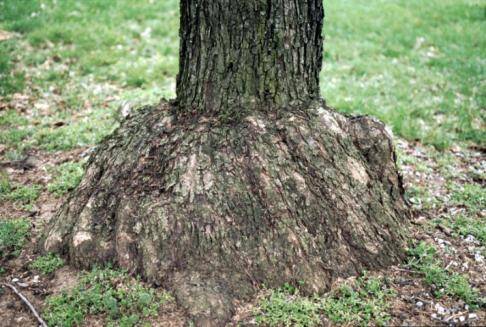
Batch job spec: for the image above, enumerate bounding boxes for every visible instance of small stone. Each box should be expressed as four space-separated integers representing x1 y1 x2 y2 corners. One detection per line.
474 252 484 263
416 301 424 308
435 303 446 315
468 313 477 320
464 235 476 243
459 316 465 322
11 278 19 283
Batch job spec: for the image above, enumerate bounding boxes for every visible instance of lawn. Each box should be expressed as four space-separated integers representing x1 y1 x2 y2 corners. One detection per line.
1 0 484 151
0 0 485 326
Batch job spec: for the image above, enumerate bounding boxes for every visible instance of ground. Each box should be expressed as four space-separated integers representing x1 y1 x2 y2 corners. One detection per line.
0 0 484 326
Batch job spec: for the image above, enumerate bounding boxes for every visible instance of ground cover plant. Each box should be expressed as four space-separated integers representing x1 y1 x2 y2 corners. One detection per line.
0 0 484 325
29 253 64 275
43 267 173 327
254 275 395 327
47 161 84 197
0 218 30 259
407 242 482 306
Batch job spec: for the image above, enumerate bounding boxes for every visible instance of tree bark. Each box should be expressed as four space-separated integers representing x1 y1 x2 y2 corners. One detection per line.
40 1 409 325
176 0 323 119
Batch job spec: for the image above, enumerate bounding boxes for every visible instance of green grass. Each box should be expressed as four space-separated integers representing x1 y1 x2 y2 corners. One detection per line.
405 184 442 210
450 183 486 213
47 161 85 196
255 276 395 327
323 0 485 148
0 176 41 206
0 218 30 258
30 253 64 274
321 276 395 326
255 284 322 327
448 215 485 244
43 267 173 327
407 242 483 307
0 41 25 96
0 0 484 150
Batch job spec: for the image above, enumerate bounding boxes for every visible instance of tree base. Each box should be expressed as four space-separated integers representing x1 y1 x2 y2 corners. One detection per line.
41 100 408 325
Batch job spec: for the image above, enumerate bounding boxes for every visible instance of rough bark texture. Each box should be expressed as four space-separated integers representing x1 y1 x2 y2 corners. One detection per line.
41 101 408 325
176 0 323 119
40 1 409 325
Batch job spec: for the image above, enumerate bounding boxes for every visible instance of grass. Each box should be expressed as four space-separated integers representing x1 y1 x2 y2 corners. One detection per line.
30 253 64 274
429 182 486 245
323 1 485 148
321 276 395 326
0 41 25 96
450 183 486 213
47 161 85 196
407 242 482 307
255 276 395 326
43 266 173 327
255 284 322 327
437 214 486 245
0 218 30 258
0 0 484 150
0 174 41 206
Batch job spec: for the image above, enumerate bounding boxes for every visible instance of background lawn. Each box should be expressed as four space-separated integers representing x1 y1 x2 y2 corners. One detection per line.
1 0 484 151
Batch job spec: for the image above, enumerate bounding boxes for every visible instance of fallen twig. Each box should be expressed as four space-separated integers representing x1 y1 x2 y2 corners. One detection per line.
392 267 424 275
2 283 47 327
444 311 467 322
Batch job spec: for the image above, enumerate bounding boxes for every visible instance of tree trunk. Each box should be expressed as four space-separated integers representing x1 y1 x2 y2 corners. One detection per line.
176 0 323 119
40 1 409 325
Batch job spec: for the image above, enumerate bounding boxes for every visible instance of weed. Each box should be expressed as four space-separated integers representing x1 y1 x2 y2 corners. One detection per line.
0 176 41 206
30 253 64 274
255 276 395 327
255 286 322 327
405 185 441 210
450 183 485 213
434 215 486 246
407 242 482 307
48 161 85 196
322 275 395 326
44 267 173 327
0 173 10 194
0 218 30 258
